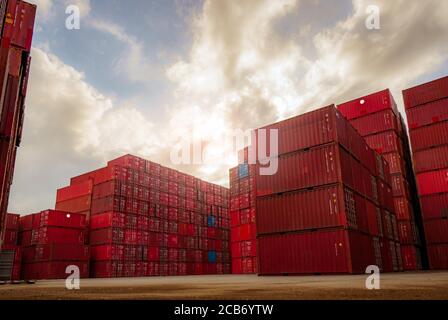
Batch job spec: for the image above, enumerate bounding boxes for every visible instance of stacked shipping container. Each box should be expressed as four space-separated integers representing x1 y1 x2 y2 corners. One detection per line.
57 154 231 278
0 213 21 280
403 76 448 269
338 90 424 270
0 0 36 244
253 105 401 275
19 210 89 280
229 156 257 274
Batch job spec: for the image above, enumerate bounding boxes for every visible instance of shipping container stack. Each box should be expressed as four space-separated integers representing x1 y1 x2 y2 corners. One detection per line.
56 154 231 278
0 0 36 244
338 90 424 271
229 148 257 274
19 210 89 280
0 213 21 281
403 76 448 270
254 105 401 275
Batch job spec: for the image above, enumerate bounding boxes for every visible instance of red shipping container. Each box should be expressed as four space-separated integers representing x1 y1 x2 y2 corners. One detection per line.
413 144 448 174
38 210 86 229
338 89 398 120
393 197 414 220
364 130 403 155
427 244 448 270
35 227 85 245
349 109 400 136
2 230 18 245
256 143 354 196
168 234 178 248
401 245 422 271
398 221 418 245
22 261 89 280
391 174 410 199
19 214 35 231
90 228 124 245
90 244 124 261
5 213 20 230
56 195 92 213
419 193 448 220
56 180 93 203
33 244 89 261
406 98 448 129
256 184 361 235
382 152 407 176
403 76 448 109
416 169 448 196
90 211 125 230
409 121 448 152
424 219 448 244
231 224 256 242
255 105 364 161
91 261 123 278
258 229 375 275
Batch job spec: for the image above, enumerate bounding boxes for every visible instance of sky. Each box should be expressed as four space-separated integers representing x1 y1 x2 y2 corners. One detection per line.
8 0 448 214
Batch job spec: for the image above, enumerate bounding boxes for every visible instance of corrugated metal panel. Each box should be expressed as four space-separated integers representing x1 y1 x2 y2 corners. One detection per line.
424 219 448 244
393 197 414 220
391 174 410 199
419 193 448 220
258 229 375 275
427 244 448 270
349 109 400 136
364 130 403 155
403 76 448 109
409 121 448 151
413 144 448 174
382 152 407 176
338 89 398 120
256 184 352 235
407 98 448 129
416 169 448 196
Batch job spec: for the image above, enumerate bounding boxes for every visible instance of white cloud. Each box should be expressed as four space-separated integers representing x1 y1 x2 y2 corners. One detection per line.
27 0 53 21
64 0 91 17
88 19 155 83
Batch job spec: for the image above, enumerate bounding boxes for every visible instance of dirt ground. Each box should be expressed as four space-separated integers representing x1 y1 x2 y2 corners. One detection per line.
0 272 447 300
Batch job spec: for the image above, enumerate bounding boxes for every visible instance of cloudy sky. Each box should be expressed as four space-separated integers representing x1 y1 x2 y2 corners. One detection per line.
9 0 448 214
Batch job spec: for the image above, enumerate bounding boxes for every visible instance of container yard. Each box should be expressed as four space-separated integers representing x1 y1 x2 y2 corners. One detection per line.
0 0 448 306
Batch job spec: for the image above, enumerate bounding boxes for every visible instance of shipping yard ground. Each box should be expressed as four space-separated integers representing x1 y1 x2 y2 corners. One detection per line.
0 272 448 300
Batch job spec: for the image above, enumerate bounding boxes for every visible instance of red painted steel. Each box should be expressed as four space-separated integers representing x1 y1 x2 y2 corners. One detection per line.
255 105 376 171
56 180 93 202
382 152 407 176
393 197 414 220
34 227 85 245
397 221 418 245
419 193 448 220
38 210 86 229
406 98 448 129
338 89 399 120
90 228 124 245
90 212 125 230
403 76 448 110
256 184 365 235
349 109 400 136
22 261 89 280
427 244 448 269
424 219 448 244
413 144 448 174
258 229 375 275
364 130 403 155
409 121 448 151
21 244 90 262
391 174 410 199
416 169 448 196
55 195 91 213
256 143 357 196
401 245 422 271
5 212 19 229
